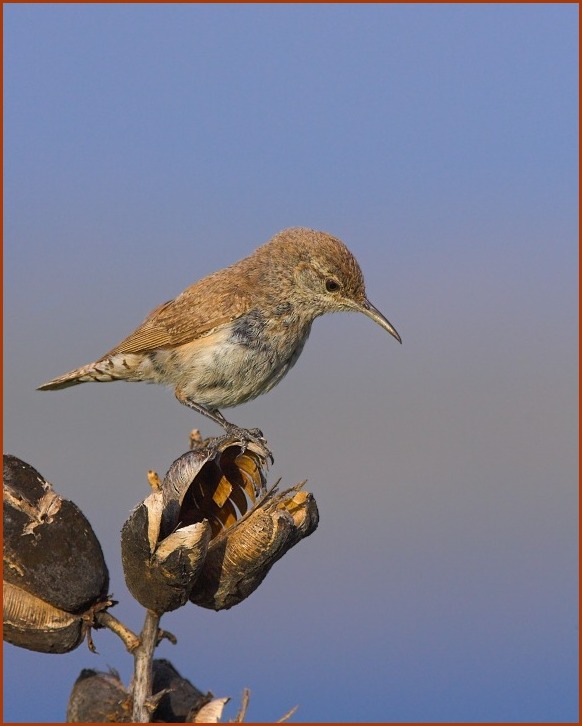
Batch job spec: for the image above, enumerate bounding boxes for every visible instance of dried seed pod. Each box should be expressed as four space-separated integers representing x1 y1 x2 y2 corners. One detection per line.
161 436 268 539
151 659 212 722
120 488 212 614
3 455 110 653
66 669 133 723
122 434 318 614
121 435 266 614
189 484 319 611
4 582 90 655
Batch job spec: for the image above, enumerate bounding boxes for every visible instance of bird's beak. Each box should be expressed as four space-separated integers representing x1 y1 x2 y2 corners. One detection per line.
360 298 402 343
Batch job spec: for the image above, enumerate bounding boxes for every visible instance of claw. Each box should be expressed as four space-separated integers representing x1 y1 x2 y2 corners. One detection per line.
224 425 273 464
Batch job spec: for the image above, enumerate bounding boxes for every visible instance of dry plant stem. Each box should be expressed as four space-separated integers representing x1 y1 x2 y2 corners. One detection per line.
132 609 161 723
276 704 299 723
234 688 251 722
94 611 140 652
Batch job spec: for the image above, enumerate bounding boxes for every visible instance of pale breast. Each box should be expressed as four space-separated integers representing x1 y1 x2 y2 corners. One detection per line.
146 310 312 408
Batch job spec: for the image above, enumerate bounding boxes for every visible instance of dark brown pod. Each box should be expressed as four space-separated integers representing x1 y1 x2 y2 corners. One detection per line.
66 669 133 723
122 434 318 614
120 435 268 614
4 581 88 654
151 658 211 722
3 455 110 653
120 477 211 614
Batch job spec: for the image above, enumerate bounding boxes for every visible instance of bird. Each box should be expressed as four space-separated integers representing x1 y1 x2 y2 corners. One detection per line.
38 227 401 453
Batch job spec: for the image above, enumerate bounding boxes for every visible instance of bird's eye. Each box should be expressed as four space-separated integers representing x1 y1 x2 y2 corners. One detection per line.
325 278 341 292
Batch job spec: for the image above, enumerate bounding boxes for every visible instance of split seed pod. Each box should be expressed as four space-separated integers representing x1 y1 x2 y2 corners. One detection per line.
189 482 319 610
121 435 319 613
3 455 110 654
120 436 266 614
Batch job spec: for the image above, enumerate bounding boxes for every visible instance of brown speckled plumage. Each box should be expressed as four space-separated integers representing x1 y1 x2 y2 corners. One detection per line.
38 227 401 443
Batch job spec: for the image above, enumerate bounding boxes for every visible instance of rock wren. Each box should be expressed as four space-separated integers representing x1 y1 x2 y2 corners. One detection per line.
39 227 401 447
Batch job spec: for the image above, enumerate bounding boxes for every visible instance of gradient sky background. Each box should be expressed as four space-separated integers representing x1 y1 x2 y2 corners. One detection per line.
4 4 578 723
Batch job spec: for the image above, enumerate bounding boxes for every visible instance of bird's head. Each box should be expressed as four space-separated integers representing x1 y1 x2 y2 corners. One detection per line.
268 227 402 343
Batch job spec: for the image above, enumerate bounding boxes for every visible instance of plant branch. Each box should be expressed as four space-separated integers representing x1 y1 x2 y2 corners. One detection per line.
132 609 161 722
94 611 140 652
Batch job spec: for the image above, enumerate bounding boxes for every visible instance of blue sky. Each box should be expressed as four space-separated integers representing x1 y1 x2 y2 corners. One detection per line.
4 4 578 723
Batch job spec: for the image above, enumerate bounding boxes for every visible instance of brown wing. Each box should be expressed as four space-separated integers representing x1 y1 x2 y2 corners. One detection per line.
108 272 252 355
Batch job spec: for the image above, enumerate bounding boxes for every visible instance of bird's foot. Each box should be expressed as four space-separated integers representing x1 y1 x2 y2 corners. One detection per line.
224 424 273 464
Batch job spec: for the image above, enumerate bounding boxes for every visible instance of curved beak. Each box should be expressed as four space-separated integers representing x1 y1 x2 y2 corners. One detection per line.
360 298 402 344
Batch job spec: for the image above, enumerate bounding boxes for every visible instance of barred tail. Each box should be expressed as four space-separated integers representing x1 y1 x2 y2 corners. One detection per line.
37 360 117 391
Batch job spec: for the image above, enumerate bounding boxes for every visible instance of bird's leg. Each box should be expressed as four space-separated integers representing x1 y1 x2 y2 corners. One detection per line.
175 394 233 429
175 390 272 462
174 392 255 435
